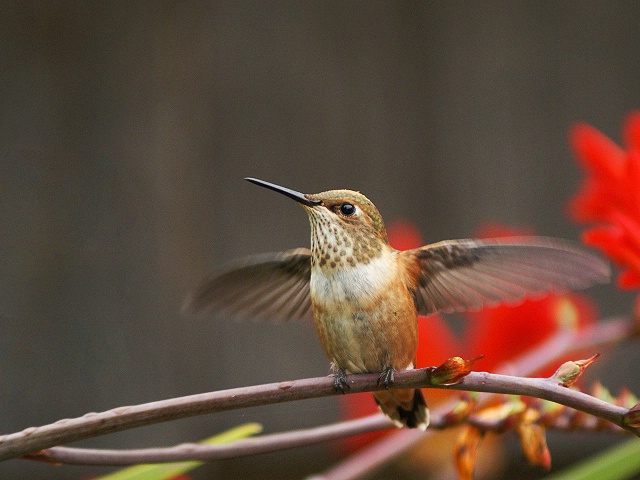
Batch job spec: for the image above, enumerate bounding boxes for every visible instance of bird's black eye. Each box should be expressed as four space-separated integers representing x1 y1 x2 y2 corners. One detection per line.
339 202 356 216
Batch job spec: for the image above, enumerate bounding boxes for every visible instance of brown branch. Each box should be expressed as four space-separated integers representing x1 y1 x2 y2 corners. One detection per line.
1 316 636 466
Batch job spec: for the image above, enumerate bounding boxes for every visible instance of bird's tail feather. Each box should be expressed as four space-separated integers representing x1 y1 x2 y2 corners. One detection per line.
373 388 429 430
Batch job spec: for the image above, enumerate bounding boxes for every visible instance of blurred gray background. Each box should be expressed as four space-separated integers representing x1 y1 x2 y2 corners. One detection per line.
1 2 639 479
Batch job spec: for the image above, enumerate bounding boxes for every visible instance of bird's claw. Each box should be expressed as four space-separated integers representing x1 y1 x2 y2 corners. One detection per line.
377 367 395 388
333 368 350 393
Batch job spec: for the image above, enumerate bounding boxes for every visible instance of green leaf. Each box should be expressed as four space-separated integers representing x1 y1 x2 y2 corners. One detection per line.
545 438 640 480
96 423 263 480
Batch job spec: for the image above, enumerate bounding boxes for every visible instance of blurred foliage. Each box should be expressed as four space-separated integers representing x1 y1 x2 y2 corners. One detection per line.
96 423 262 480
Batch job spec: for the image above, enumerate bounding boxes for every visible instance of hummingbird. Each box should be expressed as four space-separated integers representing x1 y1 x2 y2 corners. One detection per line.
184 178 610 430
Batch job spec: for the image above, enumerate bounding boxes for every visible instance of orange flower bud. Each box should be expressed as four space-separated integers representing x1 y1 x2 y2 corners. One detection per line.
537 399 566 425
517 419 551 470
454 425 484 480
551 354 599 387
430 355 483 385
440 393 477 427
474 398 527 431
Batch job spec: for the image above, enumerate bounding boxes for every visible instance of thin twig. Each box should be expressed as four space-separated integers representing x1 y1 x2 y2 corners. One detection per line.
23 415 395 466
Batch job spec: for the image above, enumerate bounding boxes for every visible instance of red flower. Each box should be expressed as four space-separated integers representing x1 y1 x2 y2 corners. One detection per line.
463 292 597 376
569 112 640 289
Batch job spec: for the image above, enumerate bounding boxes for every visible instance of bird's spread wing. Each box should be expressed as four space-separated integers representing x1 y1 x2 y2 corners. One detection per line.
183 248 313 322
402 237 610 316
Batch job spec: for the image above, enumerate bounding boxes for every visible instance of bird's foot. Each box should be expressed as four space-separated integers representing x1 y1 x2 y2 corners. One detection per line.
333 368 350 393
377 366 395 389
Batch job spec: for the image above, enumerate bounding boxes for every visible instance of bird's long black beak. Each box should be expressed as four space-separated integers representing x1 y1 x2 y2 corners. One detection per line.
245 178 321 207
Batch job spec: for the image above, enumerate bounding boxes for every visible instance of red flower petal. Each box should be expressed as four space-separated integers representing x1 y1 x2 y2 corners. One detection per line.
623 111 640 152
570 123 625 181
624 151 640 217
582 227 627 263
583 226 640 288
416 315 461 368
387 220 423 250
568 181 617 223
618 270 640 289
609 209 640 255
463 293 597 375
569 113 640 291
474 222 534 239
